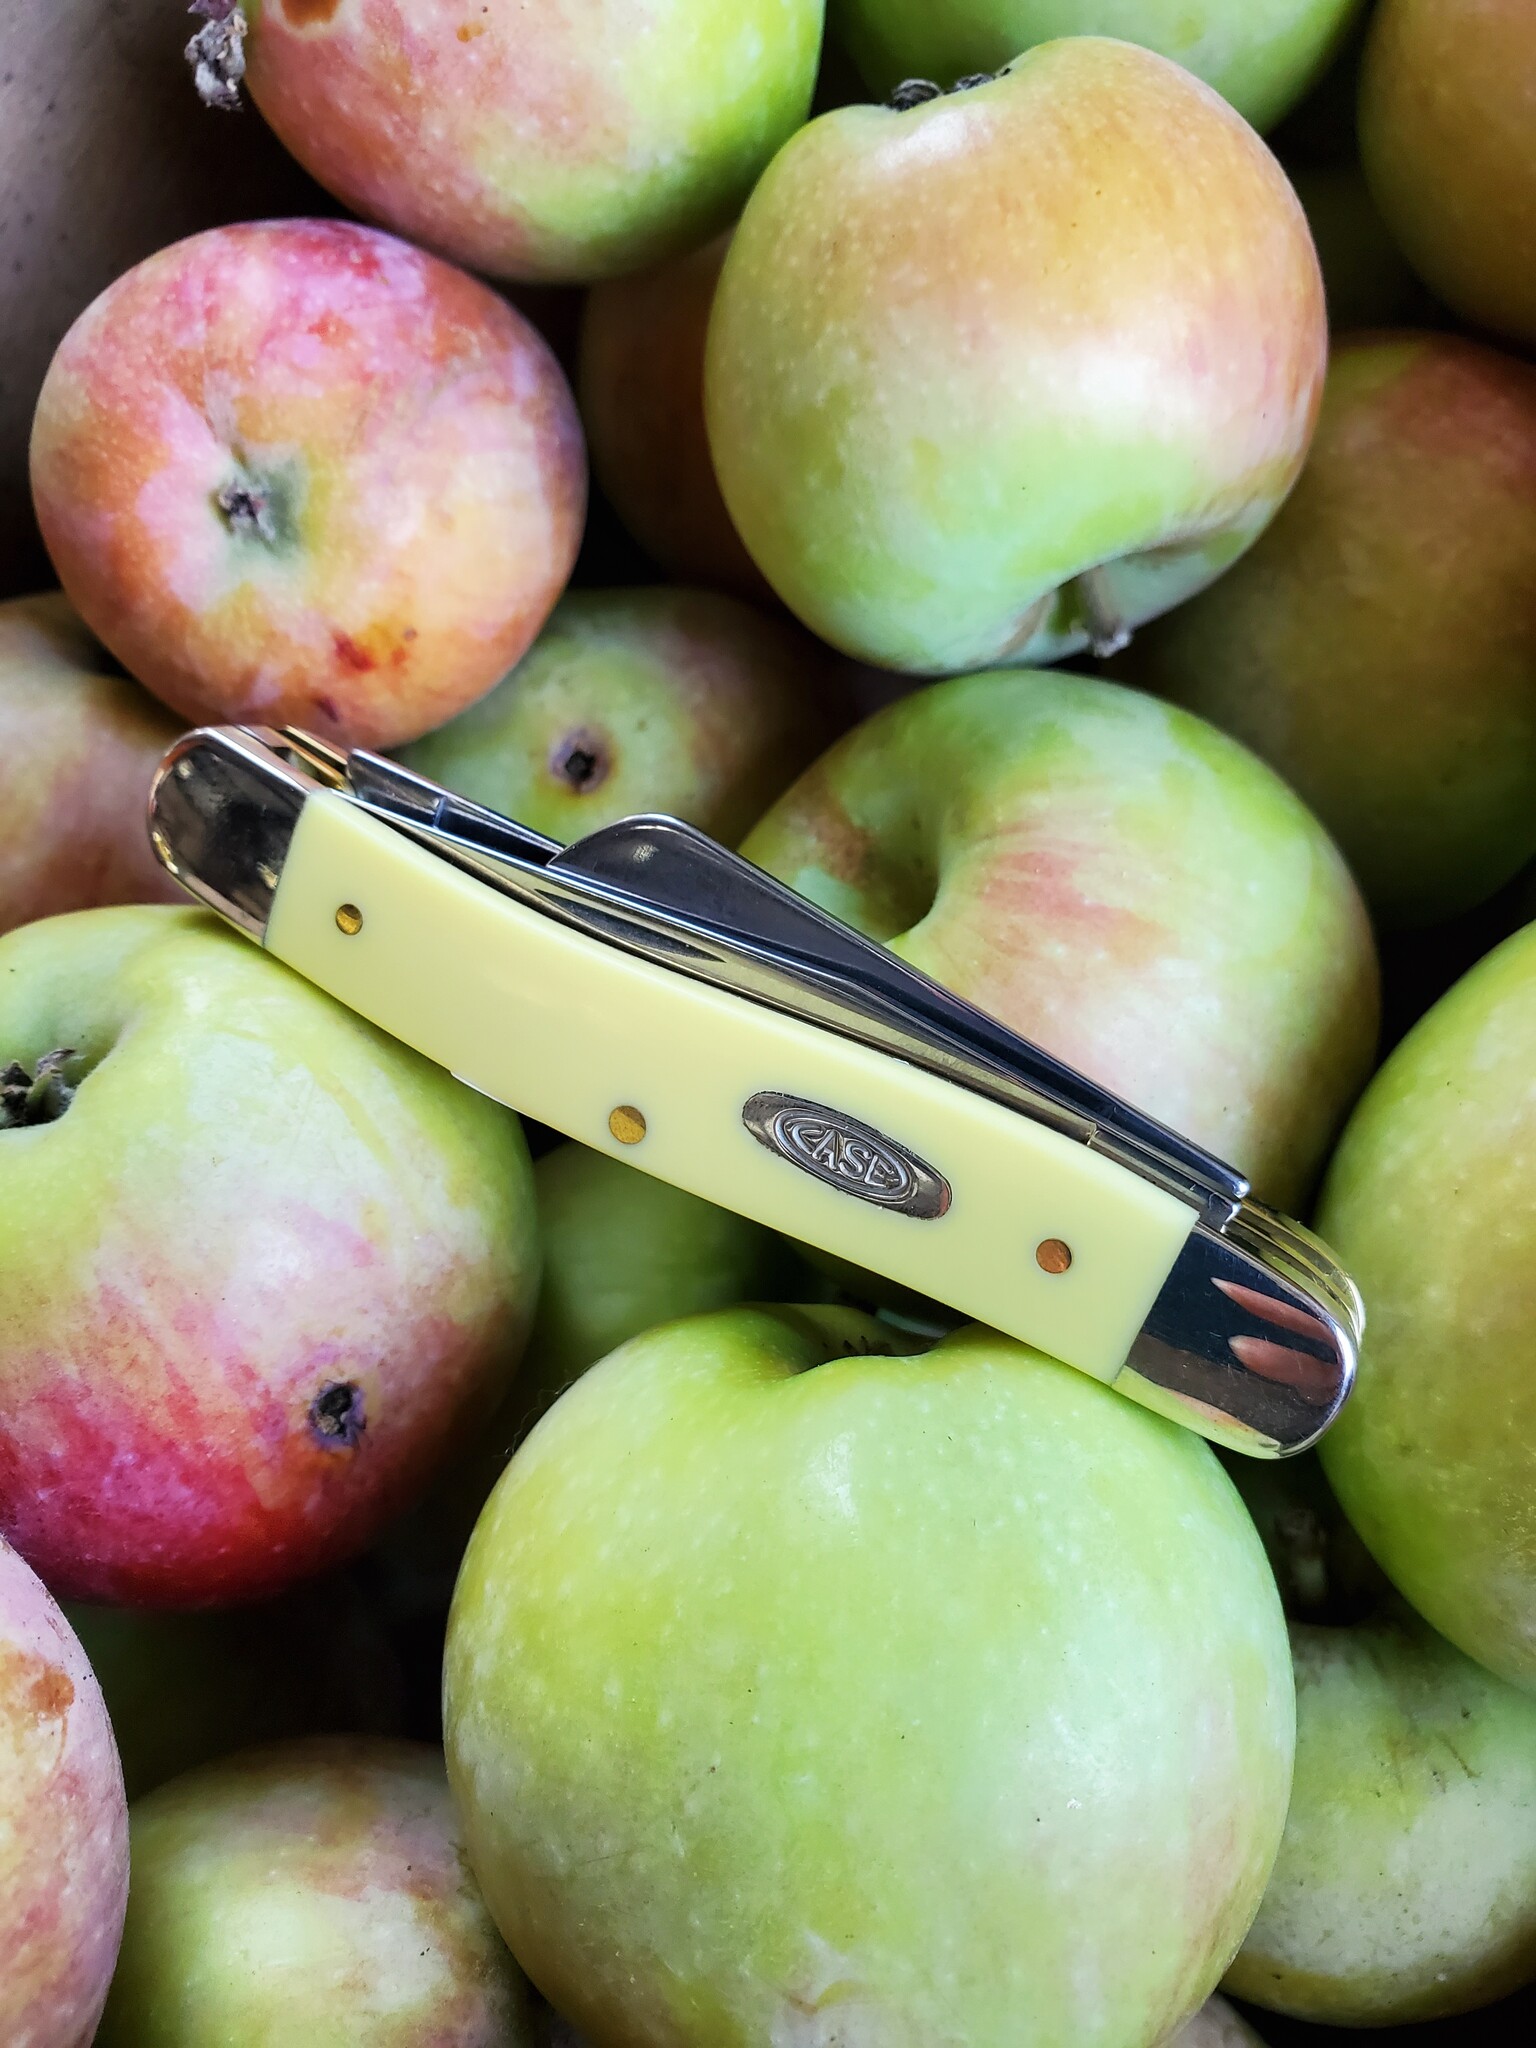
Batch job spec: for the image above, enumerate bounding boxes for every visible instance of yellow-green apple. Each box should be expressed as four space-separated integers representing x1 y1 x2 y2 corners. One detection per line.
1167 1999 1267 2048
705 39 1327 674
63 1575 403 1801
578 236 766 599
0 905 539 1606
1316 919 1536 1694
399 587 842 846
1289 163 1428 330
1 1534 128 2047
1360 0 1536 348
446 1308 1295 2048
231 0 822 285
743 670 1377 1210
30 218 585 750
1121 335 1536 928
1228 1601 1536 2023
832 2 1365 131
97 1737 531 2046
0 590 181 936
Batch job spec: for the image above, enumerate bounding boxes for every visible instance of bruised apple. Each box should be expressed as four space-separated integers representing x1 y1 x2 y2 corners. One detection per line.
31 220 585 750
706 39 1326 673
0 906 539 1606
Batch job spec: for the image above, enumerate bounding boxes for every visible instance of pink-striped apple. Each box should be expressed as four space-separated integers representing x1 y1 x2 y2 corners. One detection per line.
705 38 1327 673
97 1738 530 2046
0 590 180 936
231 0 822 285
742 670 1377 1210
0 905 539 1606
31 219 585 750
832 1 1366 131
1 1534 128 2047
1122 334 1536 928
1360 0 1536 348
445 1309 1295 2048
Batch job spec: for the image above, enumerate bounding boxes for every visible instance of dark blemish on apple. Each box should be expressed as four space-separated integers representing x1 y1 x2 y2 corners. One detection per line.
550 729 611 794
333 632 377 674
0 1049 79 1129
309 1380 366 1450
315 694 341 725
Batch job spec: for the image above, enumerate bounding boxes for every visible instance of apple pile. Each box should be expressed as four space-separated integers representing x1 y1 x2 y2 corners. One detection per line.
2 4 1534 2047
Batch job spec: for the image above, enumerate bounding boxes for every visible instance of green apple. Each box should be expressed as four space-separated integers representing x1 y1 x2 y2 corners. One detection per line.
832 2 1365 132
446 1307 1295 2048
1120 334 1536 928
399 588 842 846
743 670 1377 1211
0 905 539 1606
1227 1603 1536 2024
97 1737 531 2046
1316 920 1536 1694
1167 1998 1267 2048
705 39 1326 673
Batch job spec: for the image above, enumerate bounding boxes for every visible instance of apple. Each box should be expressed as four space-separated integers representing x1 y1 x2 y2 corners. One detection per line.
1360 0 1536 348
1120 334 1536 929
578 236 766 599
446 1307 1295 2048
1226 1601 1536 2024
96 1736 531 2046
30 218 586 751
831 2 1366 132
0 590 182 936
0 904 539 1606
230 0 822 286
742 670 1377 1212
398 587 844 848
63 1573 404 1801
1 1533 128 2048
1166 1998 1266 2048
1315 919 1536 1695
704 39 1326 674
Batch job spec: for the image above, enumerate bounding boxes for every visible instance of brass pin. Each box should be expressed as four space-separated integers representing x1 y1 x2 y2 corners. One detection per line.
608 1105 647 1145
1036 1238 1073 1275
335 904 364 935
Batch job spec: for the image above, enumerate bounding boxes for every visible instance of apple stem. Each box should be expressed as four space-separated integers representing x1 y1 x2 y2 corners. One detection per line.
218 475 278 545
0 1049 79 1130
185 2 248 114
1074 568 1135 660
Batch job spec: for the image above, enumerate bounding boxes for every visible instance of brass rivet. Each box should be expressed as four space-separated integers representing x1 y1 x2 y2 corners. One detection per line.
1036 1238 1073 1275
335 904 363 936
608 1104 647 1145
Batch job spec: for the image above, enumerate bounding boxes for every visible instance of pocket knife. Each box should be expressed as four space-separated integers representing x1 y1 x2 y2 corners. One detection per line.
147 724 1362 1459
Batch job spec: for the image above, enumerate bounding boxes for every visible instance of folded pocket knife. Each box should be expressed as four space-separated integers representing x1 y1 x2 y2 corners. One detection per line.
148 724 1362 1458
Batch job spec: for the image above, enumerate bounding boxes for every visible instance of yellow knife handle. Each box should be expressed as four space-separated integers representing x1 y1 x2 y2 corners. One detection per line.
265 792 1194 1381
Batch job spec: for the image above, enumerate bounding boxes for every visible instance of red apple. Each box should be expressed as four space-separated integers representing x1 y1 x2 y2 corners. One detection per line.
1360 0 1536 348
1 1534 128 2047
0 590 181 936
30 219 586 750
0 905 540 1606
705 39 1327 673
742 670 1377 1211
1121 333 1536 928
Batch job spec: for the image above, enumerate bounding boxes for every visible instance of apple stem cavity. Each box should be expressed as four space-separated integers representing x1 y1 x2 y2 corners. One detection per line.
550 730 611 794
1073 567 1135 660
309 1380 366 1450
185 2 248 114
888 73 997 111
0 1049 80 1129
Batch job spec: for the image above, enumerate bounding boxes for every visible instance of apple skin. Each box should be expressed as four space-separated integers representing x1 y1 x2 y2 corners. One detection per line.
1225 1604 1536 2025
0 905 539 1606
1315 920 1536 1695
1166 1998 1266 2048
578 236 766 600
446 1307 1295 2048
399 587 843 847
96 1736 531 2046
241 0 821 286
1120 334 1536 929
30 218 586 751
1360 0 1536 348
0 590 182 936
832 1 1365 132
705 39 1326 674
743 670 1377 1211
0 1534 128 2048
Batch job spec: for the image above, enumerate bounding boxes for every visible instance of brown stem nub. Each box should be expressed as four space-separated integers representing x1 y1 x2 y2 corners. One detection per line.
186 3 248 113
218 476 277 544
1074 567 1135 660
